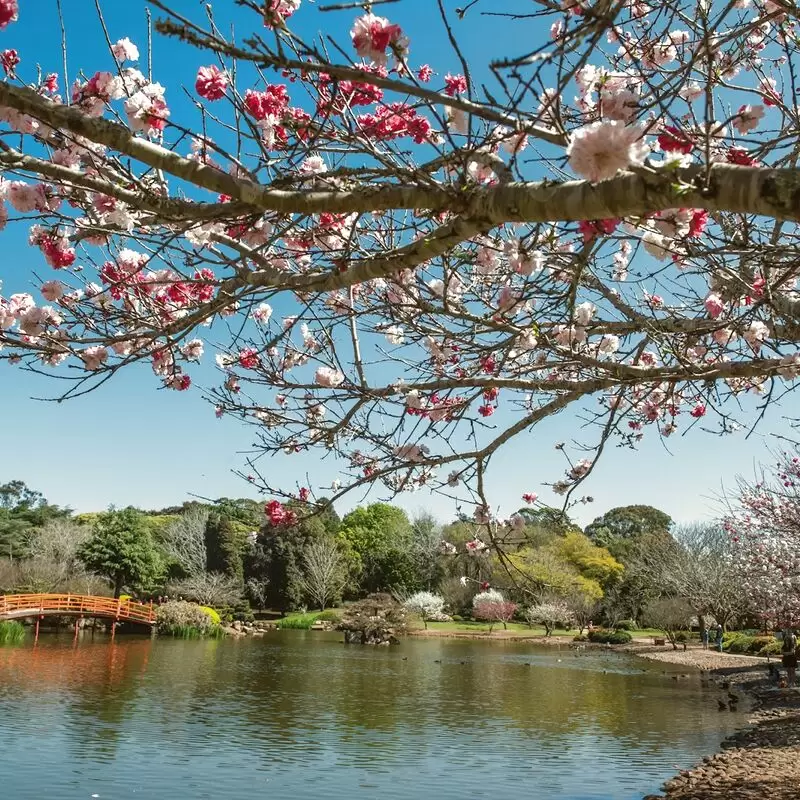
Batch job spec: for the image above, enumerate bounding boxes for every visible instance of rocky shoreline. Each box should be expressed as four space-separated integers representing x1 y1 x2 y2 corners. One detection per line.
636 646 800 800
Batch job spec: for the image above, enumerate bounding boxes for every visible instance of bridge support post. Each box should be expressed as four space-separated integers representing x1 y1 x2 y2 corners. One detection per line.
73 619 80 642
34 616 40 644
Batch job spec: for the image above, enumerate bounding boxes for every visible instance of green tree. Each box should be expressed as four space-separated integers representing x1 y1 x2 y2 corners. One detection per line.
584 505 672 550
204 513 246 583
77 508 164 597
339 503 417 593
246 502 341 611
0 480 71 559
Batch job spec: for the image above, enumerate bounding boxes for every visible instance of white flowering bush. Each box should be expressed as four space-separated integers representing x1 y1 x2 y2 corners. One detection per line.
403 591 449 628
525 601 575 636
472 589 504 608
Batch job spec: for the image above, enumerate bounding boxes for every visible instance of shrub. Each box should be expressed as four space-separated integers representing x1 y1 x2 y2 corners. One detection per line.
723 633 756 654
588 629 632 644
0 620 25 644
674 631 690 643
616 619 638 631
217 601 255 624
156 600 219 637
472 589 504 607
199 606 221 625
278 612 320 629
403 591 448 628
473 600 518 631
339 593 407 644
524 600 574 636
759 639 782 656
452 614 464 622
316 609 342 623
573 634 588 642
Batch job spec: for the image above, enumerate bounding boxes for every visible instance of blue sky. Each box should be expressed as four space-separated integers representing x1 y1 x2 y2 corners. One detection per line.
0 0 789 526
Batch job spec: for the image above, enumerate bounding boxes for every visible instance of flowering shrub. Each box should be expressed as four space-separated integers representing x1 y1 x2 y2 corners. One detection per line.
402 591 448 628
525 601 575 636
155 600 218 637
473 600 518 631
472 589 505 607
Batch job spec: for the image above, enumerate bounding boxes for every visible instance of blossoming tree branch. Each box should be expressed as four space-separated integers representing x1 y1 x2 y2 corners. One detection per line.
1 0 799 531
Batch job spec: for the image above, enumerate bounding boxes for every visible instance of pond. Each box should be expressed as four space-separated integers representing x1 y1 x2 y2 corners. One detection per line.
0 632 744 800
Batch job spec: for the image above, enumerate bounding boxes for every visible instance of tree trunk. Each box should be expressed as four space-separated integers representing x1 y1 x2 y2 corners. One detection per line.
113 573 124 599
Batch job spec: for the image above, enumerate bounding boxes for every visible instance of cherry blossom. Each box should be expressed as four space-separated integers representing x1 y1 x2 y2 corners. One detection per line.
566 121 649 182
195 66 229 101
315 366 345 388
111 38 139 62
350 14 408 66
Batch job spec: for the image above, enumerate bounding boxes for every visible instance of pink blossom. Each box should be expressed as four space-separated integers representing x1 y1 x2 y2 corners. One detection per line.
522 492 538 504
238 348 260 369
264 0 301 27
351 13 408 66
315 366 345 388
690 402 706 418
744 320 770 348
0 0 18 29
566 121 649 182
704 293 725 319
417 65 433 82
81 345 109 371
195 66 229 101
733 104 764 135
40 280 63 302
657 125 693 154
181 339 204 362
444 74 467 97
570 458 592 479
510 514 526 531
111 38 139 62
124 83 170 135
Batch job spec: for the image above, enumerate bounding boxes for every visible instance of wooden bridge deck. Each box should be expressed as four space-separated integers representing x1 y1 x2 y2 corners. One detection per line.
0 594 156 625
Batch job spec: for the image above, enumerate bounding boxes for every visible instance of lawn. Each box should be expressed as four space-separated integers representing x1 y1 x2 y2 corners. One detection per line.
275 610 667 640
416 621 667 638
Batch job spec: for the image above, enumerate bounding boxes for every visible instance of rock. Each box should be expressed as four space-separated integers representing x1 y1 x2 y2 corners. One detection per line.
232 620 243 631
222 626 244 637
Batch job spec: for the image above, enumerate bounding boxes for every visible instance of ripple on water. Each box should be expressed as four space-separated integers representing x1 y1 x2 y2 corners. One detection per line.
0 634 746 800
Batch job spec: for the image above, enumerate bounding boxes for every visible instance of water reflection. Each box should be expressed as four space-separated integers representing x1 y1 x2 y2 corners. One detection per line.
0 633 742 800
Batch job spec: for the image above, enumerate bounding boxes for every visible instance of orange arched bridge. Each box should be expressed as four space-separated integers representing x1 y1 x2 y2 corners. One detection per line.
0 594 156 626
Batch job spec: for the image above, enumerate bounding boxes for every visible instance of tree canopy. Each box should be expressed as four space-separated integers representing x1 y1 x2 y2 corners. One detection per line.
0 1 799 529
77 507 164 597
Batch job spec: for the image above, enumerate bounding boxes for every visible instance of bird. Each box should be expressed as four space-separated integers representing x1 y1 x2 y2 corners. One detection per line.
402 656 408 661
434 659 441 663
728 692 740 703
717 699 728 711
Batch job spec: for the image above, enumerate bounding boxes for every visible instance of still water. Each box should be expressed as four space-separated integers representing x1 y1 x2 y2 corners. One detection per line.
0 633 743 800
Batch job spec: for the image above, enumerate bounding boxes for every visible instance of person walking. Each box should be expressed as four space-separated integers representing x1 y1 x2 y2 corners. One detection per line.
701 627 709 650
782 629 798 688
715 624 724 652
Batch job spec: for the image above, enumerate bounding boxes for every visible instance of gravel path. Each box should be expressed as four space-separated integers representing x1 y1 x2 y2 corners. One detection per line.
625 641 770 671
635 646 800 800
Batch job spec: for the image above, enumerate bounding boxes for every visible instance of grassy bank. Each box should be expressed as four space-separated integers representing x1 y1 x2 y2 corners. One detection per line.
0 621 25 644
412 620 664 639
277 609 342 629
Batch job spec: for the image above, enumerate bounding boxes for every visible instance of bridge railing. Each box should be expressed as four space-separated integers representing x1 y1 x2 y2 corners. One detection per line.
0 594 156 624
